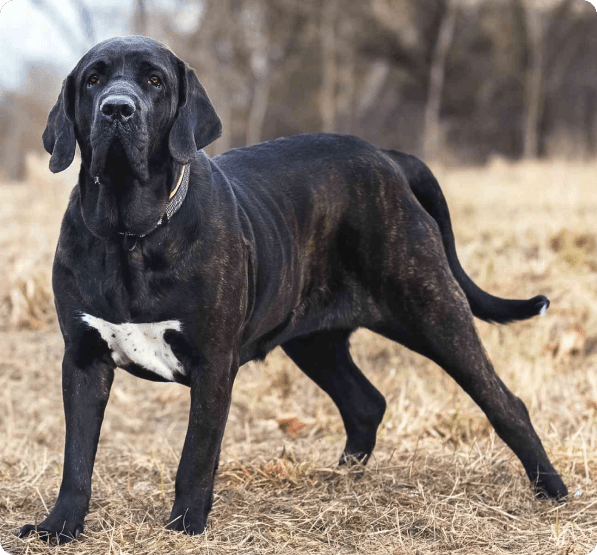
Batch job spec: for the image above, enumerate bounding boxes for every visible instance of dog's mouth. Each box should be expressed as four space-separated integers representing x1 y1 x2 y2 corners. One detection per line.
106 134 126 158
90 122 149 182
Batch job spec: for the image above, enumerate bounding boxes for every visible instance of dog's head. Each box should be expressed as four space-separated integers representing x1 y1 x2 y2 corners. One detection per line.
44 36 221 181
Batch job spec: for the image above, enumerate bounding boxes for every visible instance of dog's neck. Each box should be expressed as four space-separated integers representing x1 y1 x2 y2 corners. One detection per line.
77 155 188 243
115 164 190 250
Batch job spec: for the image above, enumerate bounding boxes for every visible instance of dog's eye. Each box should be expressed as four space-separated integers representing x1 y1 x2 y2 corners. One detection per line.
87 74 100 87
149 75 162 88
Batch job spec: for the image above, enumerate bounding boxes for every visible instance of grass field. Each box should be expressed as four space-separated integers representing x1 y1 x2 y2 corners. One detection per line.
1 154 597 554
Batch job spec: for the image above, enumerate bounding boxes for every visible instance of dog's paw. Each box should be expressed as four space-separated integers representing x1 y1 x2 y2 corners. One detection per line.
533 473 568 501
166 510 207 536
18 494 88 544
339 451 370 467
18 520 83 545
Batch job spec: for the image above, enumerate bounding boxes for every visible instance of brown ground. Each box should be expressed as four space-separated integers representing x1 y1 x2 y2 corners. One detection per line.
1 154 596 554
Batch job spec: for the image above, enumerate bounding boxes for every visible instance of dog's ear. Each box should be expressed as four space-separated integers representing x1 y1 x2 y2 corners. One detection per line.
169 61 222 164
43 75 76 173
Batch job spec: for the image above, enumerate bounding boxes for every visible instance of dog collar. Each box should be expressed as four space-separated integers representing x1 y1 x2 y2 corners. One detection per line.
112 164 190 251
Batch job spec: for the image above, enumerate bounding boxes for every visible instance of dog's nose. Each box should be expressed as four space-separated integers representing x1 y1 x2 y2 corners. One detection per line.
100 95 136 122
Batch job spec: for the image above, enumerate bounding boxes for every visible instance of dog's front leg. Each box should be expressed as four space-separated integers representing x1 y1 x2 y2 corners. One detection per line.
20 348 114 544
167 352 236 535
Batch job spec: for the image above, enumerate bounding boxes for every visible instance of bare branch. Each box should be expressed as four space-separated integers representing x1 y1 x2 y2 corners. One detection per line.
30 0 89 55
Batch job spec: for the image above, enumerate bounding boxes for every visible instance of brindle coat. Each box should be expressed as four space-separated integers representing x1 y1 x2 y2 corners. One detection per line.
20 36 566 544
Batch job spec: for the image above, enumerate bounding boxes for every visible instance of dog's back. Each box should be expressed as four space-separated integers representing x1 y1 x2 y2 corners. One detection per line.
214 134 548 334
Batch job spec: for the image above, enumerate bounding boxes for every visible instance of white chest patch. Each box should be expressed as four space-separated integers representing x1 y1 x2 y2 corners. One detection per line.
81 313 185 381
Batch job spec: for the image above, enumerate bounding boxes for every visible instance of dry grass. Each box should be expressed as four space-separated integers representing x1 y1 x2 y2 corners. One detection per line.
1 154 597 554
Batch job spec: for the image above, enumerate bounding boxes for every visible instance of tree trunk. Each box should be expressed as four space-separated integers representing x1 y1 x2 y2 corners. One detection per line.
336 18 356 134
246 75 271 145
356 61 389 116
320 0 338 133
243 0 271 145
133 0 147 36
423 0 457 161
522 2 543 159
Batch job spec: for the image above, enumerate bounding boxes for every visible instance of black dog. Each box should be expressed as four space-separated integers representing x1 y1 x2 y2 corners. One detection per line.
20 36 566 543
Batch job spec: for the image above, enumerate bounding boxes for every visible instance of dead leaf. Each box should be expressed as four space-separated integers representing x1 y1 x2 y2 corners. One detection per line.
276 416 306 437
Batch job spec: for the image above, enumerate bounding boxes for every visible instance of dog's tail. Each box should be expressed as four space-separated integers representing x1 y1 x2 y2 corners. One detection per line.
384 149 548 324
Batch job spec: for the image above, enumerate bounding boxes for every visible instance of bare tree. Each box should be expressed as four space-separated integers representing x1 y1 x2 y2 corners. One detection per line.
423 0 457 160
244 0 312 144
518 0 580 158
335 16 357 134
356 60 390 117
159 0 249 154
364 0 457 157
520 0 544 158
244 0 271 145
319 0 362 135
320 0 339 132
133 0 148 36
30 0 94 55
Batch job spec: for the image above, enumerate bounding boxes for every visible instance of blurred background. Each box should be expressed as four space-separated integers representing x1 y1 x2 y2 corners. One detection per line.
1 0 597 180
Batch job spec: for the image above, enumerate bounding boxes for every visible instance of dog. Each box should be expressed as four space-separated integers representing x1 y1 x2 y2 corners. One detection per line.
19 36 567 544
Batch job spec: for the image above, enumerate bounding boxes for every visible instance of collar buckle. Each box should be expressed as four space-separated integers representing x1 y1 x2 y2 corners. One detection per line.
121 232 138 252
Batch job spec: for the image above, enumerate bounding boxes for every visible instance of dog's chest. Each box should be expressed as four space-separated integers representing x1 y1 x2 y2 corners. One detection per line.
81 314 184 381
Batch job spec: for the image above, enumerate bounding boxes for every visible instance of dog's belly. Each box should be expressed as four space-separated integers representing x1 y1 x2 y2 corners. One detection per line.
81 314 185 381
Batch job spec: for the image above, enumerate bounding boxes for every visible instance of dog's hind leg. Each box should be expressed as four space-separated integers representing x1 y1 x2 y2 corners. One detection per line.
282 330 386 465
374 254 567 499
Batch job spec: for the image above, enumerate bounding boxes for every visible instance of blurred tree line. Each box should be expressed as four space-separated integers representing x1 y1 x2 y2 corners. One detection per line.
1 0 596 180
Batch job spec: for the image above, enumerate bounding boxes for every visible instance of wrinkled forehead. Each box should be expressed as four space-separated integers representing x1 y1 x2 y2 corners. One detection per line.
74 36 178 78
